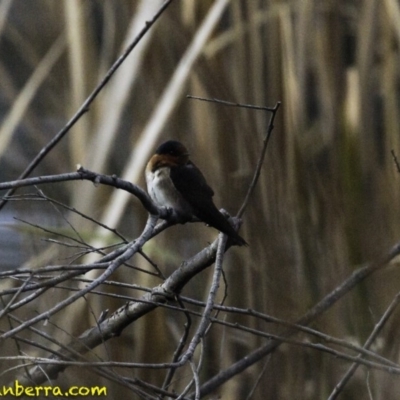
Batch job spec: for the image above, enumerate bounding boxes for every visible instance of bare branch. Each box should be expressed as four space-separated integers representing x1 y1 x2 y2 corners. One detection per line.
0 167 162 216
179 234 226 364
195 240 400 397
14 233 224 384
237 101 281 218
186 95 278 111
0 0 176 211
328 291 400 399
2 214 158 343
185 95 281 218
391 149 400 173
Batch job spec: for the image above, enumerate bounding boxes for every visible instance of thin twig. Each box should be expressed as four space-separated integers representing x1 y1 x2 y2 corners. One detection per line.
3 348 399 374
186 95 281 219
245 355 270 400
14 232 223 385
0 214 158 341
391 149 400 173
328 291 400 399
196 240 400 398
34 189 128 243
187 95 277 111
0 0 175 212
0 167 162 216
179 234 227 364
190 360 200 400
0 273 34 319
237 101 281 218
161 297 192 395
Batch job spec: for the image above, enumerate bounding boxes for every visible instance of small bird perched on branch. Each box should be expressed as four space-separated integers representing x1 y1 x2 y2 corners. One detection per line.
145 140 247 246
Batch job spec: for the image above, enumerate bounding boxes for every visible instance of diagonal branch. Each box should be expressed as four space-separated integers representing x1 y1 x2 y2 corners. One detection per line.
328 291 400 399
186 96 281 219
195 240 400 398
0 0 175 212
15 233 230 385
1 215 158 343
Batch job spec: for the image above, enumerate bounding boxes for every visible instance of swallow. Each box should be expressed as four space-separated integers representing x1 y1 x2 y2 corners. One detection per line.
145 140 247 246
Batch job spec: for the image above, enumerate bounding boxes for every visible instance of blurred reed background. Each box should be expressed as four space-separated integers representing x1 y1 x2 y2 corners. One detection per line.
1 0 400 398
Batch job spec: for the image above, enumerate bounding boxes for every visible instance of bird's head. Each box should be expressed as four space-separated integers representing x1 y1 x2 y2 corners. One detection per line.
154 140 190 165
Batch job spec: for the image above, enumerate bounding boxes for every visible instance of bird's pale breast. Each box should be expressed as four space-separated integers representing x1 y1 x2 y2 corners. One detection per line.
146 166 193 216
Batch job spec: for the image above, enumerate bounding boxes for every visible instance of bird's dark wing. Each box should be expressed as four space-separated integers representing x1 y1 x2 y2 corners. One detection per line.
170 161 247 246
170 161 214 201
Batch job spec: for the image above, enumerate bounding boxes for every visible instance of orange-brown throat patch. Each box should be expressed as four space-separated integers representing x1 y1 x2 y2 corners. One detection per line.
149 154 188 172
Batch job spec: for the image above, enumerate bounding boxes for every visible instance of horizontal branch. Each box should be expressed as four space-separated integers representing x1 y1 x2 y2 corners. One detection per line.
187 95 280 112
0 166 164 217
0 0 176 212
2 215 158 341
15 233 228 385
